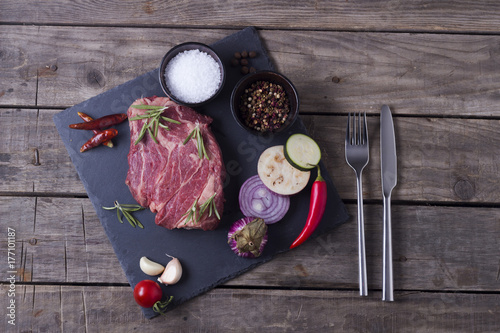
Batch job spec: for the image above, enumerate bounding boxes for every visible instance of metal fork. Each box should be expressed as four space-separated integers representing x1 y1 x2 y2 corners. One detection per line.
345 112 369 296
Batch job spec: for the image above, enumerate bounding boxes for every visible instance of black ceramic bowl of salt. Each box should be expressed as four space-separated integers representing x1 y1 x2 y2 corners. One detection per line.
230 70 299 136
159 42 226 108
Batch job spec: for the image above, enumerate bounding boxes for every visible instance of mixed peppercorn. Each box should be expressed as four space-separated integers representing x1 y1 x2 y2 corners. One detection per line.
239 80 290 132
231 50 258 75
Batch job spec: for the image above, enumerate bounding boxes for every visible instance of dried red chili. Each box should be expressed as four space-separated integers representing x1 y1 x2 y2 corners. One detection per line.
80 129 118 152
69 113 127 130
289 167 327 249
77 112 113 148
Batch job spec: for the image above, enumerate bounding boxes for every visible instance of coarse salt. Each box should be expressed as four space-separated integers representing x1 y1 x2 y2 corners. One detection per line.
164 49 222 104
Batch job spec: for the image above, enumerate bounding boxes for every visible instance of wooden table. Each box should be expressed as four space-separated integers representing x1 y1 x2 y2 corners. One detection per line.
2 1 500 331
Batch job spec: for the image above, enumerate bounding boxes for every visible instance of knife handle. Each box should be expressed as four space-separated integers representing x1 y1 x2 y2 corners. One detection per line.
356 174 368 296
382 194 394 301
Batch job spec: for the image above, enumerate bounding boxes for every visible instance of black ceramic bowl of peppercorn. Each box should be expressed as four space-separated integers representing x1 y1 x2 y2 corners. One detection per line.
230 70 299 135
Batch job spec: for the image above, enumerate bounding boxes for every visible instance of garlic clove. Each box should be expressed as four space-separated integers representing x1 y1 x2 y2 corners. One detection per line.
157 257 182 285
139 256 165 276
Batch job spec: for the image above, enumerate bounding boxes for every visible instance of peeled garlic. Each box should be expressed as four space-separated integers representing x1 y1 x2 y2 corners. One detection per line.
157 255 182 285
139 256 165 276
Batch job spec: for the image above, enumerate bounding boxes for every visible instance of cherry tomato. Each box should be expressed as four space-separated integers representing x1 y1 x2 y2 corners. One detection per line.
133 280 163 308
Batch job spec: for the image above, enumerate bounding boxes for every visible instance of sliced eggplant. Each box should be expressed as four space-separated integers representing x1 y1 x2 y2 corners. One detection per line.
257 145 310 195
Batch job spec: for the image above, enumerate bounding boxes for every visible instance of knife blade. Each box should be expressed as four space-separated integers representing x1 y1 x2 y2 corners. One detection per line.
380 104 397 301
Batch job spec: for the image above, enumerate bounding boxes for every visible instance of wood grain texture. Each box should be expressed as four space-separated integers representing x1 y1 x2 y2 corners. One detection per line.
264 30 500 117
303 115 500 203
2 2 500 330
3 108 500 204
2 196 499 292
0 25 230 106
0 108 84 194
2 285 500 332
2 26 500 117
0 196 126 283
2 0 500 33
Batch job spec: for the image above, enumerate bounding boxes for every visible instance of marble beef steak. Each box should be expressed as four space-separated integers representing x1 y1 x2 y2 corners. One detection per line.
125 96 225 230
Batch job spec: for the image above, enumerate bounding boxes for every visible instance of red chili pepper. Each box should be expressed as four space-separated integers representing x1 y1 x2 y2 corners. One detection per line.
289 166 327 249
69 113 127 130
78 112 114 148
80 129 118 152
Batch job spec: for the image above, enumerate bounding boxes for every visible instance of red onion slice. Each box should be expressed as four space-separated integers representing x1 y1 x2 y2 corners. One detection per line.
239 175 290 224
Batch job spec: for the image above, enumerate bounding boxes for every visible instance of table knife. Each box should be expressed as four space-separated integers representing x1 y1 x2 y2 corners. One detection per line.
380 105 397 302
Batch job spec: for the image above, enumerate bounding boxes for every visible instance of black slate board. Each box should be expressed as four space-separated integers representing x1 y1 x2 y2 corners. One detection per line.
53 27 349 319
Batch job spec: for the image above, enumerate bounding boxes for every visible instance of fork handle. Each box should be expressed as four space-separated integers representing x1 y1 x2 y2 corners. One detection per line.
356 173 368 296
382 194 394 301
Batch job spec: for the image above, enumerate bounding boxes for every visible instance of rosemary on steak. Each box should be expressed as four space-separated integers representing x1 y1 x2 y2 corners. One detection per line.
129 104 181 145
182 193 220 224
102 201 145 228
199 193 221 220
183 125 209 159
182 198 199 224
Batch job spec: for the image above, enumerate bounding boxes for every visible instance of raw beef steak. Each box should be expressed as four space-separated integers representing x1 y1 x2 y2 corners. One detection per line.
125 96 225 230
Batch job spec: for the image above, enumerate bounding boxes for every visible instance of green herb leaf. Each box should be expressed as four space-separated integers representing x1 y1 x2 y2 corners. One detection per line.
182 193 220 224
147 126 158 144
102 201 145 228
182 127 196 145
117 209 123 224
129 104 181 144
183 125 209 160
199 193 220 220
162 116 181 123
181 198 198 224
130 104 168 111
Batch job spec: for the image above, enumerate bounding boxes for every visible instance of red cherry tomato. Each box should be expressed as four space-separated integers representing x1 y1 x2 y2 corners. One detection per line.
133 280 163 308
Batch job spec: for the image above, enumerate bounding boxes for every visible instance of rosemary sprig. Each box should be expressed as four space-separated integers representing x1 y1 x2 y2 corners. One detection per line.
181 193 220 224
102 201 145 228
130 104 181 145
181 198 198 224
199 193 221 220
183 125 209 160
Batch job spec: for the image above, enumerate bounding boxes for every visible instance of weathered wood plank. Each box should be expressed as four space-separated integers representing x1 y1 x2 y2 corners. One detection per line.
0 108 85 194
2 0 500 33
0 25 230 106
265 30 500 117
2 25 500 117
1 2 498 331
304 115 500 204
0 26 38 106
3 108 500 205
0 196 127 283
2 285 500 332
2 196 499 292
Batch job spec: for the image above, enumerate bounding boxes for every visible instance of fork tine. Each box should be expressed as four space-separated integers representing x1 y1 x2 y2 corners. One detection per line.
362 112 368 145
346 112 351 145
346 112 368 146
357 112 361 145
352 112 356 145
